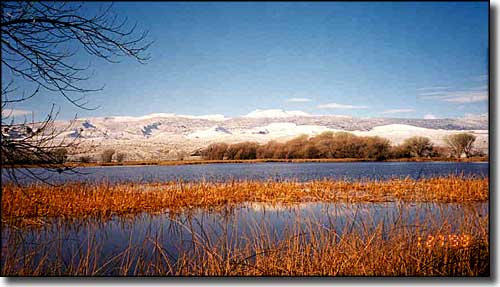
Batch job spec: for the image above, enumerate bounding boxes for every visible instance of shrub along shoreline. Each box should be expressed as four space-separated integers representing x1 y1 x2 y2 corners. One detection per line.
200 132 483 161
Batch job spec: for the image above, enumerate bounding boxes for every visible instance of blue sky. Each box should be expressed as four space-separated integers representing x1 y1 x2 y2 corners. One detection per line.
3 2 489 121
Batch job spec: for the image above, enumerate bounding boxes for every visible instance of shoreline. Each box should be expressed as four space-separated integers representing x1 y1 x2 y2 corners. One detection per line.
2 176 489 276
2 156 489 169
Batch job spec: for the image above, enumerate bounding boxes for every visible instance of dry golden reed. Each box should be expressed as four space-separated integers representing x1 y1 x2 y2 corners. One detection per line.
2 176 488 223
1 203 489 276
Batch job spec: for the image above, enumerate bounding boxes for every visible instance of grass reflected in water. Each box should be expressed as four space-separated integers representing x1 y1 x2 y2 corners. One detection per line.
1 205 488 275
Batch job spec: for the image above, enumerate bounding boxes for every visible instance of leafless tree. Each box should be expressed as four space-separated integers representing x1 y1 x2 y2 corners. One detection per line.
1 2 151 183
445 133 476 159
101 149 115 163
115 152 126 162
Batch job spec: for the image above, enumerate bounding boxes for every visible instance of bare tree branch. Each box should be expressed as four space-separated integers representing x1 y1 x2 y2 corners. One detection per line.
1 1 152 184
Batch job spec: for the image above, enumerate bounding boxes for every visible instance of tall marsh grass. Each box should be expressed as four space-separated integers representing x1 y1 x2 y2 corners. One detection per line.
1 175 489 276
2 176 488 225
1 201 488 276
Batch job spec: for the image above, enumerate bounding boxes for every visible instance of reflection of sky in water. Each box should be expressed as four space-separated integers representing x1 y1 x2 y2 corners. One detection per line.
2 201 487 275
2 162 488 185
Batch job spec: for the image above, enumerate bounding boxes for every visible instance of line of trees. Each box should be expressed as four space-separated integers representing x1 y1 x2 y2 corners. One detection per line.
1 147 130 165
201 132 481 161
2 132 480 165
0 147 69 165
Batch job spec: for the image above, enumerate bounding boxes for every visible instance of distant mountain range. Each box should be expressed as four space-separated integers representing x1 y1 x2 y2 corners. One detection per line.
9 109 488 161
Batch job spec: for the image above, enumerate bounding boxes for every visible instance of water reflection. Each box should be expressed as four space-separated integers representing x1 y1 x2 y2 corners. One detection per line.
1 201 487 275
2 162 489 185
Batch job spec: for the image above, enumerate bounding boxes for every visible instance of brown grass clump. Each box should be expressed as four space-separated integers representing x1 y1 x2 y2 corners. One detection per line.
2 176 487 225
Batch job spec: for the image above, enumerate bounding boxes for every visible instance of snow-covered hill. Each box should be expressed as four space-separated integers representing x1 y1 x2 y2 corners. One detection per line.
38 110 488 161
243 109 312 118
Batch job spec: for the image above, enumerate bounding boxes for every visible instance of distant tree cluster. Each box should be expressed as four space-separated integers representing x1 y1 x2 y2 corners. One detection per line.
201 132 481 161
99 149 127 163
79 156 93 163
202 132 392 160
1 147 68 165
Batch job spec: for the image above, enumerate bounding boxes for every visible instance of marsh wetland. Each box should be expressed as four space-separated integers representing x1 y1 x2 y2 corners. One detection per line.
1 162 489 276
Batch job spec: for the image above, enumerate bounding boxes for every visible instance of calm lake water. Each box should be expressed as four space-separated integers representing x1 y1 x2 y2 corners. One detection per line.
2 161 489 184
2 201 487 275
2 161 489 275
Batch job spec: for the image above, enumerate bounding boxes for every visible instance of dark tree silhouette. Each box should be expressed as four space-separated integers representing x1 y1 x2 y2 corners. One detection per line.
1 2 151 183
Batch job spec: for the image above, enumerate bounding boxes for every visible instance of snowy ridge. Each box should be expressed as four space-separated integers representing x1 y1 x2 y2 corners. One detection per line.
187 126 232 140
178 114 227 121
351 124 466 145
93 113 227 122
44 111 488 161
244 109 311 118
245 122 333 138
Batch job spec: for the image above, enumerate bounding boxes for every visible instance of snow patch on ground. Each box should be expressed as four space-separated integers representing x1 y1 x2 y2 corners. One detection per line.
187 126 233 140
246 122 333 138
352 124 487 146
47 115 488 161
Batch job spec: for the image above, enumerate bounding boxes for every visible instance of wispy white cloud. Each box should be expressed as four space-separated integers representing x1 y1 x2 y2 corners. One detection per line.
419 90 488 103
468 85 488 91
416 86 450 91
463 113 488 120
471 74 488 81
287 97 311 103
1 109 32 117
446 92 488 103
317 102 368 109
244 109 311 118
423 114 437 119
418 91 448 96
380 108 415 115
